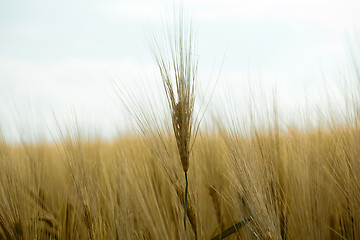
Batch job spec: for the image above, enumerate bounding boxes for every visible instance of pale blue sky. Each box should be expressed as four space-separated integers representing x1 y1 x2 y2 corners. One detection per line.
0 0 359 142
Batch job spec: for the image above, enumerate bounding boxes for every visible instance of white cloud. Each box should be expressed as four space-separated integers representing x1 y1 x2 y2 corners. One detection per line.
188 0 359 32
0 57 157 140
97 0 360 37
321 41 345 56
98 1 165 21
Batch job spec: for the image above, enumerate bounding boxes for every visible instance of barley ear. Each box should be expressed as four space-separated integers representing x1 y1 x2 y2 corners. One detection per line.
150 11 197 173
150 9 198 240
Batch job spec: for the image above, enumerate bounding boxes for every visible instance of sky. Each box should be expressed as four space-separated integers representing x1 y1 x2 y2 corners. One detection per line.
0 0 360 142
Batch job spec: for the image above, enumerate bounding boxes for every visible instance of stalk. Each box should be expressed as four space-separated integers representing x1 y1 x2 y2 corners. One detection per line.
150 9 198 239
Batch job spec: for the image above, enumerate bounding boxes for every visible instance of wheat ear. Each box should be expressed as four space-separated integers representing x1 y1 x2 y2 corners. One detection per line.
151 10 197 240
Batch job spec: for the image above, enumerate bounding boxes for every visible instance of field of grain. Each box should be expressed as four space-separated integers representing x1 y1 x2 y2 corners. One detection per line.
2 116 360 239
1 12 360 240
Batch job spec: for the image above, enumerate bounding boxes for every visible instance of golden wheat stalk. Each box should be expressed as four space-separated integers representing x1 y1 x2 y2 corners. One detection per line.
150 9 198 240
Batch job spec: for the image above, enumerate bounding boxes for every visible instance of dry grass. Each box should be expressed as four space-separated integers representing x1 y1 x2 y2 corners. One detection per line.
1 116 360 239
1 10 360 240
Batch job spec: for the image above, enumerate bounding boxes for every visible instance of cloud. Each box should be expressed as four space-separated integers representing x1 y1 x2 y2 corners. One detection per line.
96 0 360 38
0 57 155 139
98 1 165 21
199 0 356 27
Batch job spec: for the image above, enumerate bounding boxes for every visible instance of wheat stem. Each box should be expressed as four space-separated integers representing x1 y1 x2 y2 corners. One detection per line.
211 216 253 240
184 171 188 240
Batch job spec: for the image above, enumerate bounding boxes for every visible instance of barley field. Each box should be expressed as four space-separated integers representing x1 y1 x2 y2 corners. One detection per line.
2 107 360 239
1 12 360 240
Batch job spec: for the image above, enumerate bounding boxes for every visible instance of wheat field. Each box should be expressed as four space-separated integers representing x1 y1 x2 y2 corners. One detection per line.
1 114 360 239
1 13 360 240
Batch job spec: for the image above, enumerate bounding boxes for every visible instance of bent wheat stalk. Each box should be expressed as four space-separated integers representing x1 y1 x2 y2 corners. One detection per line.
211 216 254 240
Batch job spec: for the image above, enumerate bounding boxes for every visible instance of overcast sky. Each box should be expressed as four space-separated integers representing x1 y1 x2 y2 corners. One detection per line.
1 0 359 142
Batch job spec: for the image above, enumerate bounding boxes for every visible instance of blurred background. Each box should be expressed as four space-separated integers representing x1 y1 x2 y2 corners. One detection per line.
0 0 359 142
